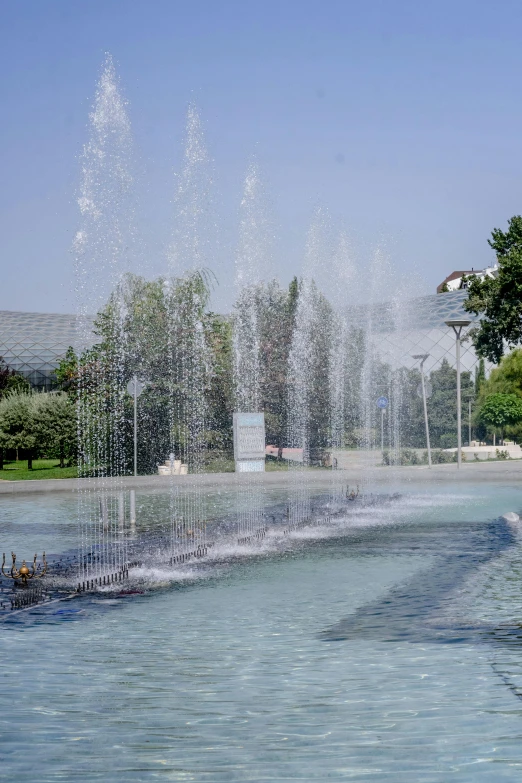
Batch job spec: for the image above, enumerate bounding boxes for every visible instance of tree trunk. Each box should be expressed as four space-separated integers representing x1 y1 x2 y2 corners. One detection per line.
27 451 33 470
0 448 3 471
60 445 64 469
493 432 496 447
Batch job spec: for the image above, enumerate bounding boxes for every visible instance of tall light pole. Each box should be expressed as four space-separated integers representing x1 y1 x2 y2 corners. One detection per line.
377 396 388 456
444 320 471 469
126 376 145 477
413 354 431 468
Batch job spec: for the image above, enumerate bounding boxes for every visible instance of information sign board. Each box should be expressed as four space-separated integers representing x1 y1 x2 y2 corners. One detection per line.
233 412 266 471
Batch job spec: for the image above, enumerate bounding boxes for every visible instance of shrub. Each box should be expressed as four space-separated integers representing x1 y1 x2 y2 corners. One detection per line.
439 433 457 450
431 449 457 464
382 449 427 466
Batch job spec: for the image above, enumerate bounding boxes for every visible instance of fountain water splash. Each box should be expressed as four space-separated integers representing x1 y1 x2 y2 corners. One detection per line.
167 105 213 558
74 54 135 582
66 59 458 594
232 162 272 538
286 208 331 527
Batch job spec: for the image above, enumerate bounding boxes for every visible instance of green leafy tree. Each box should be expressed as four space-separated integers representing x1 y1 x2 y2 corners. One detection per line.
474 358 486 396
464 216 522 362
478 393 522 441
32 393 77 468
478 348 522 398
0 357 31 399
392 366 425 449
85 270 228 475
54 347 79 394
0 361 31 467
204 311 234 457
425 359 474 448
472 351 522 442
0 392 37 469
257 278 299 449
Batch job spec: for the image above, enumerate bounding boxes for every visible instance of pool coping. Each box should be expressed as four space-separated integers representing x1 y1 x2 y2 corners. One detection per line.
0 460 521 494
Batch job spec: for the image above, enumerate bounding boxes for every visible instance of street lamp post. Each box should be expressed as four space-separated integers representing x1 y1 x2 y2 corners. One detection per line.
126 376 145 477
444 320 471 469
413 354 431 468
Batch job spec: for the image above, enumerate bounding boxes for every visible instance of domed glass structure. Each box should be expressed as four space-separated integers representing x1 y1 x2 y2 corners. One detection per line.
0 310 94 390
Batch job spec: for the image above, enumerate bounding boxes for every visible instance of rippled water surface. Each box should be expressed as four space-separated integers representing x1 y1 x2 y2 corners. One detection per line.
2 482 522 781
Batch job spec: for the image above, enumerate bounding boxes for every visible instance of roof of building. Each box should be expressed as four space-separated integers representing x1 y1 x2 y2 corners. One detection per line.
436 271 476 293
0 310 94 388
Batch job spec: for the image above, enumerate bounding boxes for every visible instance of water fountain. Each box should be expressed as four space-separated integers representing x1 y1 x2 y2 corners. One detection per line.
286 209 332 529
166 105 212 562
232 161 270 541
1 54 467 605
5 52 522 783
73 53 134 585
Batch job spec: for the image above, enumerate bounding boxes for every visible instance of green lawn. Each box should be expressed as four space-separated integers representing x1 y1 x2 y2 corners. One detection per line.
0 457 326 481
0 459 78 481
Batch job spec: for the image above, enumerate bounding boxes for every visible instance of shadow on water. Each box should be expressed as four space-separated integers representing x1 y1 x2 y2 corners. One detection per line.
319 515 522 649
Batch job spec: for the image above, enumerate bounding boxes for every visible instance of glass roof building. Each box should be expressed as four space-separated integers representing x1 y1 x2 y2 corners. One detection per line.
0 291 487 393
350 289 488 376
0 310 94 390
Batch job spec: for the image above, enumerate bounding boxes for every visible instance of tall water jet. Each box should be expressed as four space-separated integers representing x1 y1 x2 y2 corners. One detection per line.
356 246 385 487
74 54 135 581
328 231 355 499
350 242 407 487
233 162 265 413
167 105 213 557
232 162 272 538
287 208 330 527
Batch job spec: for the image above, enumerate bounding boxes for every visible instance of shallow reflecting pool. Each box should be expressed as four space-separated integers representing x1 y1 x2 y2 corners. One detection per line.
2 482 522 781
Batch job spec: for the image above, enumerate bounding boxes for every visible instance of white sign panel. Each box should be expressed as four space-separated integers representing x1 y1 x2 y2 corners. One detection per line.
233 412 266 469
236 460 265 473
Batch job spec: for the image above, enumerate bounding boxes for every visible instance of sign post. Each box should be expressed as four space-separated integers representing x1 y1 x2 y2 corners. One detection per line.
233 412 266 472
413 353 433 468
126 376 145 477
377 397 388 453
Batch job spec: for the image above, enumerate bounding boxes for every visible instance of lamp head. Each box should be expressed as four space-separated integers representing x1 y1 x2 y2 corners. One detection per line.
445 319 471 338
444 319 471 328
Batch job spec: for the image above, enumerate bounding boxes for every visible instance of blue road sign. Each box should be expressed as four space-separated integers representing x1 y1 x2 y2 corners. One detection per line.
377 396 388 409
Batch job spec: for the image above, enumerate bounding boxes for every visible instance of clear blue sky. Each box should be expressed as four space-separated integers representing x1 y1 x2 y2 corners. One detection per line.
1 0 522 313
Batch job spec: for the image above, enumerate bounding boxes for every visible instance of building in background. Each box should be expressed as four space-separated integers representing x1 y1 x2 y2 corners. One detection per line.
1 290 487 393
349 289 490 376
0 310 94 390
437 264 498 294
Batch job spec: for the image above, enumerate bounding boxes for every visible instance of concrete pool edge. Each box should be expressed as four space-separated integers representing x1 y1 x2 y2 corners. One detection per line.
0 460 521 494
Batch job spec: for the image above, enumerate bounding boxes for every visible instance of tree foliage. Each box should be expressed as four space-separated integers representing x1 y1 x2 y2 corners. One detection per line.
478 348 522 398
0 391 77 469
478 393 522 433
0 358 31 399
12 269 493 474
0 392 38 468
473 349 522 440
464 216 522 363
54 347 79 393
32 393 77 468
